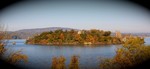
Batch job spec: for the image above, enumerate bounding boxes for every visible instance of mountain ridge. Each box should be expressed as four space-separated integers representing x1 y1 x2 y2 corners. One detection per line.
8 27 79 39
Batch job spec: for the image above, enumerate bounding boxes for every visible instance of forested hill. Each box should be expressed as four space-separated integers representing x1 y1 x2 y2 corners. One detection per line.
7 27 78 39
26 29 123 45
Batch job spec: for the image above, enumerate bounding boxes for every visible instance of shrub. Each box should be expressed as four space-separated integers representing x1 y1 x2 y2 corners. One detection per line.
7 50 28 64
51 56 66 69
0 24 28 64
100 36 150 69
69 55 79 69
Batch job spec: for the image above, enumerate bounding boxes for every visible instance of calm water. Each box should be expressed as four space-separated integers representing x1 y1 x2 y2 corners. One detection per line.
3 37 150 69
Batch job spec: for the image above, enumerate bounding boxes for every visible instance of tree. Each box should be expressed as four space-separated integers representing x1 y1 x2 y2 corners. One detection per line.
100 36 150 69
7 50 28 64
51 56 66 69
86 34 94 43
69 56 79 69
103 31 111 36
74 34 82 43
0 24 7 56
55 29 63 34
0 31 6 56
59 33 65 41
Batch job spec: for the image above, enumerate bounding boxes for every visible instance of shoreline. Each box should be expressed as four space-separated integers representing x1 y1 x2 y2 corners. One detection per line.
26 43 122 46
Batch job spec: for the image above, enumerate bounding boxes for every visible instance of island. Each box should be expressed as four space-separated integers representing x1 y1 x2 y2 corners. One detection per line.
26 29 143 45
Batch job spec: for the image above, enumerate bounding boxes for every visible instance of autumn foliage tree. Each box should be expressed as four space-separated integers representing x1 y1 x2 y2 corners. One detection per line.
7 50 28 64
69 56 79 69
51 56 66 69
51 55 79 69
100 36 150 69
0 31 6 56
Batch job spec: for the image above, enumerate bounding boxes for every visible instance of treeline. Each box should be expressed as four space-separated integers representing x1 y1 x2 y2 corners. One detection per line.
26 29 122 45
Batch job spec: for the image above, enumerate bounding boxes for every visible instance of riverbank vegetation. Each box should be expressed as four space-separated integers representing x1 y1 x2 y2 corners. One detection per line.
49 36 149 69
0 25 28 65
26 29 123 45
51 55 79 69
51 56 66 69
100 36 150 69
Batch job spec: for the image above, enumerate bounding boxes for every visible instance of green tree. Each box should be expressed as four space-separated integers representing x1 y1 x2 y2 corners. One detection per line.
103 31 111 36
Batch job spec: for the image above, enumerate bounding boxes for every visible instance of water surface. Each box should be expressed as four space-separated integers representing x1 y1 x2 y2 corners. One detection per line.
3 37 150 69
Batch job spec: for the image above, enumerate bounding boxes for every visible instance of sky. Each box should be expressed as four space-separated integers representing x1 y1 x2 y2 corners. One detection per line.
1 1 150 33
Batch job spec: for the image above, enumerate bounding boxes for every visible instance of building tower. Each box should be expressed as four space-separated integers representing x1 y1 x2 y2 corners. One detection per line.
115 31 122 38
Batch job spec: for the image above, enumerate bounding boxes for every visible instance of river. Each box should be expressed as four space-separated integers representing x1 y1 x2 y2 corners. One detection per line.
3 37 150 69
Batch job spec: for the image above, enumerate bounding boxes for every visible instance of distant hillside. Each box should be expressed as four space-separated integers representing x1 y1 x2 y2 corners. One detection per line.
8 27 79 39
16 27 78 33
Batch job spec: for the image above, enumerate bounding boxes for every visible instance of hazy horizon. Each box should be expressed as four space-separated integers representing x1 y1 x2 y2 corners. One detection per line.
1 1 150 33
4 26 150 34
